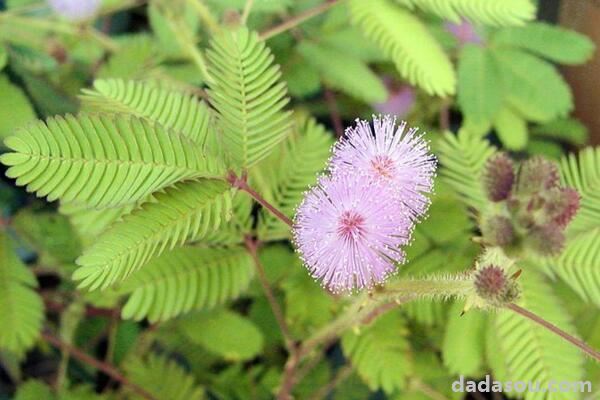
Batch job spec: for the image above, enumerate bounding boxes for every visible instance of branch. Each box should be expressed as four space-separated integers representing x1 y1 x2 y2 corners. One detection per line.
276 274 474 399
507 303 600 362
309 365 353 400
245 236 295 351
41 332 157 400
260 0 342 40
228 171 294 227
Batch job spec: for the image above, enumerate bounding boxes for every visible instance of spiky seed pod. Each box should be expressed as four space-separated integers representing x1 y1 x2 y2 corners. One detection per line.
481 215 515 247
516 157 560 195
474 265 520 307
483 153 515 202
544 187 580 227
528 224 565 256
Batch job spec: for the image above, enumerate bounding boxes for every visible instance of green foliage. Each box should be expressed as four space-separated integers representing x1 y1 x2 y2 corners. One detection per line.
349 0 456 96
395 0 535 26
74 179 232 290
125 353 205 400
342 312 412 393
555 229 600 307
0 74 36 139
491 271 584 399
532 118 588 146
207 27 293 169
81 79 213 146
12 209 81 265
492 105 528 150
457 44 502 127
0 231 43 354
120 246 254 322
0 114 222 208
493 48 572 123
442 302 487 376
297 41 387 103
493 22 595 65
178 310 264 361
257 117 333 240
560 147 600 236
436 130 496 210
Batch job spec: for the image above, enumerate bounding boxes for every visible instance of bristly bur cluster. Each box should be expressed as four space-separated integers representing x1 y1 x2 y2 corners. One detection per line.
481 154 580 256
474 265 520 307
293 115 436 293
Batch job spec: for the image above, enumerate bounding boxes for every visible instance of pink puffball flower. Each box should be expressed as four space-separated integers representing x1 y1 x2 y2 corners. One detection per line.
48 0 101 21
293 173 413 293
331 115 436 220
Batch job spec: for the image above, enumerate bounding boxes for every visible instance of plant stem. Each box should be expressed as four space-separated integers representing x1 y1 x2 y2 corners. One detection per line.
277 275 474 399
507 303 600 362
309 364 353 400
260 0 342 40
241 0 254 24
245 236 295 351
42 332 157 400
228 172 294 227
324 89 344 137
186 0 221 34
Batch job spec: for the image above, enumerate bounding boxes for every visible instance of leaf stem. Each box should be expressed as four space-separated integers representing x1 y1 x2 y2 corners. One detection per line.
259 0 343 40
41 332 157 400
228 171 294 227
186 0 221 34
241 0 254 25
277 274 474 399
245 236 296 351
507 303 600 362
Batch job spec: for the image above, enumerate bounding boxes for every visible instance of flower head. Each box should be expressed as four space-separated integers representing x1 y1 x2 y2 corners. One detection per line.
330 116 436 219
48 0 101 21
293 173 412 293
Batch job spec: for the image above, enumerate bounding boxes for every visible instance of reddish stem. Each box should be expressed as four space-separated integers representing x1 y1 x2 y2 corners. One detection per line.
228 172 294 227
41 332 157 400
507 303 600 362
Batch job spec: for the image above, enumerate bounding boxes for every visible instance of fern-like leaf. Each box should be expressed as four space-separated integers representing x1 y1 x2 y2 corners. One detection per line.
350 0 456 96
0 114 221 208
120 246 254 322
124 353 205 400
74 179 232 290
80 79 212 146
493 48 572 123
560 147 600 236
555 229 600 307
297 41 387 103
491 270 584 399
342 312 412 393
493 22 595 65
395 0 535 26
436 131 496 210
257 118 333 241
0 231 43 354
207 27 293 169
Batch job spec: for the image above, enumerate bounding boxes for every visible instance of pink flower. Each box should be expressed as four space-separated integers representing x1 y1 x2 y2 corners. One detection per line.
293 173 412 293
48 0 101 21
330 116 436 219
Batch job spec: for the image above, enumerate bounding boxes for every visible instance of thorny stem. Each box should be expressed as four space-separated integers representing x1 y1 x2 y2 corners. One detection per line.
228 171 294 227
507 303 600 362
259 0 342 40
277 276 474 399
244 236 296 351
42 332 157 400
